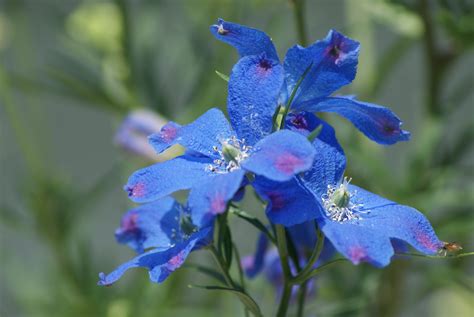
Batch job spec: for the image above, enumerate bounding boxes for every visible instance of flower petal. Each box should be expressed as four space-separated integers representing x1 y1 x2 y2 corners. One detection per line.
253 176 322 226
189 170 245 227
302 96 411 145
115 197 182 253
98 228 212 286
228 54 284 145
124 155 211 203
301 119 346 197
284 29 359 105
210 18 279 61
242 130 316 181
349 185 443 255
149 108 234 158
318 218 394 267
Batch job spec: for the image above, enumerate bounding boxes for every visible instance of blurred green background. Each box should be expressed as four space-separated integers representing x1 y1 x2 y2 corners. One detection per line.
1 0 473 316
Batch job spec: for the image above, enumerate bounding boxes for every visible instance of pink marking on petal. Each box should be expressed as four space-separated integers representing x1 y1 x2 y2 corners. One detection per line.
121 212 139 231
167 250 186 271
415 231 441 252
128 182 146 197
267 192 285 210
274 153 305 175
348 246 367 264
160 123 178 142
210 195 226 215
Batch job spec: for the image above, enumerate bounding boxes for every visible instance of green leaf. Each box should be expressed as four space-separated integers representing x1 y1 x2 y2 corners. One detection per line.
189 284 262 317
215 70 229 82
307 124 323 142
229 207 276 244
223 225 233 267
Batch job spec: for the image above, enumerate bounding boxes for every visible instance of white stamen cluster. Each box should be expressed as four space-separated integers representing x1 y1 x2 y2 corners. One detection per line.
207 136 251 173
322 177 367 222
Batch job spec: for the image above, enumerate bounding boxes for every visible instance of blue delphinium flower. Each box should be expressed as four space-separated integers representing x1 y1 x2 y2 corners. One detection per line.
125 107 316 227
98 197 212 286
211 18 410 145
254 121 443 267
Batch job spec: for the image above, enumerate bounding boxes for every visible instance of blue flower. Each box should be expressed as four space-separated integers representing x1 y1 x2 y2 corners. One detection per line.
125 107 316 227
254 121 443 267
98 197 212 286
211 19 410 145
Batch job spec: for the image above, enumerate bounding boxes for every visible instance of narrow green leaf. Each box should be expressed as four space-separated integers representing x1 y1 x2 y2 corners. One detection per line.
188 284 262 317
307 124 323 142
215 70 229 82
223 226 233 267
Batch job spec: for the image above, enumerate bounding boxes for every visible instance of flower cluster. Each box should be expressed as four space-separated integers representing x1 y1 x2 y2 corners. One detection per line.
99 18 443 296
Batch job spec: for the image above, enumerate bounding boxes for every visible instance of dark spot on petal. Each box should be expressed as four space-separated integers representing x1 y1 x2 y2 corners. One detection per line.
328 45 340 58
267 192 286 210
259 59 272 71
290 114 309 130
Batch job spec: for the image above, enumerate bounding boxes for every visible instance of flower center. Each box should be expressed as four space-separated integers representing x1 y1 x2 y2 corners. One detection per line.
322 177 366 222
207 136 251 173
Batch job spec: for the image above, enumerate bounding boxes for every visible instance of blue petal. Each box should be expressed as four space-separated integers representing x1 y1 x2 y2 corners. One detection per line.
301 119 346 197
284 30 359 105
149 108 234 157
228 54 284 145
115 197 181 253
98 227 212 286
301 96 411 145
124 155 211 203
210 18 279 61
242 130 316 181
189 170 245 227
253 176 322 226
348 185 443 255
318 218 395 267
242 233 269 278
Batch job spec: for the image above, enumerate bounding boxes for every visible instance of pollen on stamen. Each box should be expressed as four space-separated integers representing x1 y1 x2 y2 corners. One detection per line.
206 136 251 173
217 24 228 35
322 177 368 222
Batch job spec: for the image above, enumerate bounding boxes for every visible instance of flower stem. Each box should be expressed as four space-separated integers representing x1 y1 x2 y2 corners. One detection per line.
209 245 238 289
291 225 324 285
275 225 293 317
296 281 307 317
290 0 308 46
277 283 293 317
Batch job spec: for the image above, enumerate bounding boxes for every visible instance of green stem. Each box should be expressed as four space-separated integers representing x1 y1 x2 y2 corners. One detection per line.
292 258 349 284
291 226 324 284
232 242 246 291
277 283 293 317
296 281 307 317
291 0 308 46
209 245 237 289
275 225 293 317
